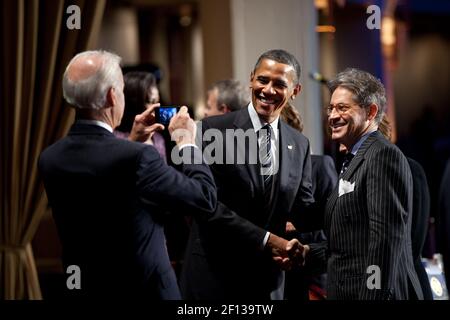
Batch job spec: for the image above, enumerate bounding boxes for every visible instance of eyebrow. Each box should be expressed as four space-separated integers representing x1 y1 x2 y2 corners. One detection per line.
274 79 288 87
329 103 351 107
257 75 288 87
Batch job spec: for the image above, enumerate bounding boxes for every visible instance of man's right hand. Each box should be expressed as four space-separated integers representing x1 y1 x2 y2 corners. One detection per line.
168 106 196 147
128 103 164 142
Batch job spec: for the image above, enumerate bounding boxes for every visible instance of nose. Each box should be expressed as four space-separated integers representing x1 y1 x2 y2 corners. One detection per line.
328 107 340 123
328 106 342 118
262 82 275 95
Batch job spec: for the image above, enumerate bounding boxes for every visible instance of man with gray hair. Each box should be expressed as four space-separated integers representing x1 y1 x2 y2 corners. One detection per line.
38 50 216 299
305 68 423 300
203 79 249 118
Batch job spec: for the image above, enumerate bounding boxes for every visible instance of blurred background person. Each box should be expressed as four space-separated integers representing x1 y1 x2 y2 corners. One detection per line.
115 71 166 163
203 79 249 118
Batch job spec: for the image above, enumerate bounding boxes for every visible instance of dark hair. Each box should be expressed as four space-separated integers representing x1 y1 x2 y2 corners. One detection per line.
281 103 303 132
253 49 301 85
328 68 386 124
209 79 249 112
116 71 157 133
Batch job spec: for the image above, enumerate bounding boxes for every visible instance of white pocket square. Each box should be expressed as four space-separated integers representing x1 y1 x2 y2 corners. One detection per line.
338 178 355 197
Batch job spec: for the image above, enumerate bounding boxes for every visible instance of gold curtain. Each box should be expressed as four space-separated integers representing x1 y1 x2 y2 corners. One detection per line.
0 0 105 300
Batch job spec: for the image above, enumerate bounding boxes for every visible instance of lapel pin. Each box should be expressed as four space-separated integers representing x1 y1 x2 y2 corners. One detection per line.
287 145 293 150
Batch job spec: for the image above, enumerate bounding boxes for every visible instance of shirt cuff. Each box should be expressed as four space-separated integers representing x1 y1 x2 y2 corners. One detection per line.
262 231 270 250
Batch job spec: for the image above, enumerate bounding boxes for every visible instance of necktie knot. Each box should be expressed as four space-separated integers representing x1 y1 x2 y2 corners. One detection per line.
259 124 272 139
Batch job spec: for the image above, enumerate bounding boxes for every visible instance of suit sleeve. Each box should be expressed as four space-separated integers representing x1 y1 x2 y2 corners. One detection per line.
359 147 412 300
305 240 329 274
136 145 217 219
203 201 269 251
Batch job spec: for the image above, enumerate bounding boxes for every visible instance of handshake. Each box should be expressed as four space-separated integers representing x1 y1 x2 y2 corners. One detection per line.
266 232 310 271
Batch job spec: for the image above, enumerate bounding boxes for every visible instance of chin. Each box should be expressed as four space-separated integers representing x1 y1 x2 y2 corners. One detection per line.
255 106 270 117
331 131 345 142
258 103 279 115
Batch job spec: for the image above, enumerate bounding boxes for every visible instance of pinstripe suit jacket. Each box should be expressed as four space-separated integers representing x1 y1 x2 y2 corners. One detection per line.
309 131 423 300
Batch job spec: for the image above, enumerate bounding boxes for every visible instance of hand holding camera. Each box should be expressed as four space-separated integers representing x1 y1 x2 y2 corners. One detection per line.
128 103 164 142
168 106 196 147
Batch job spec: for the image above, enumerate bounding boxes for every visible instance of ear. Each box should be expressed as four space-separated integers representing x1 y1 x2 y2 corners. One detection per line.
221 105 231 114
291 84 302 100
367 103 378 121
105 87 116 108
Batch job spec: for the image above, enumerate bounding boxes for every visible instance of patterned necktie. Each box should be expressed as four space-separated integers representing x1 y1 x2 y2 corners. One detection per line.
259 124 274 200
340 152 354 176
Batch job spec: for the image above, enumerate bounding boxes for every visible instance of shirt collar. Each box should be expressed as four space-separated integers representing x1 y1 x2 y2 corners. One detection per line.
350 129 377 155
247 102 279 138
76 119 114 133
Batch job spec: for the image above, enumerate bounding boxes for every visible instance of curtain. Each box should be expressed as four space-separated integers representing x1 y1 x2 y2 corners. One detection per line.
1 0 106 300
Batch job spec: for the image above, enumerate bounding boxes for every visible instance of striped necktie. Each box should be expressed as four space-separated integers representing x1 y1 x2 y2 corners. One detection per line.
259 124 274 199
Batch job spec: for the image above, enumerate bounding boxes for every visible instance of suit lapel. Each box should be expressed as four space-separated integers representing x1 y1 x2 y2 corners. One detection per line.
233 109 263 193
278 121 295 194
325 131 381 228
342 131 380 181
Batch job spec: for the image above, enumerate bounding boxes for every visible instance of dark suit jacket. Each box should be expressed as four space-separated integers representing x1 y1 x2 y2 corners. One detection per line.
310 155 338 209
180 107 317 300
308 131 423 300
407 158 433 300
38 123 216 299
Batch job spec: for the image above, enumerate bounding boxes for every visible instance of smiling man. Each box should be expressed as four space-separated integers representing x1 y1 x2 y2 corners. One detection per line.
181 49 318 300
306 68 423 300
250 57 300 123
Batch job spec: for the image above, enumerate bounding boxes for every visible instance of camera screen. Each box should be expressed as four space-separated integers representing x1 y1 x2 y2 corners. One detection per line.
158 107 178 126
